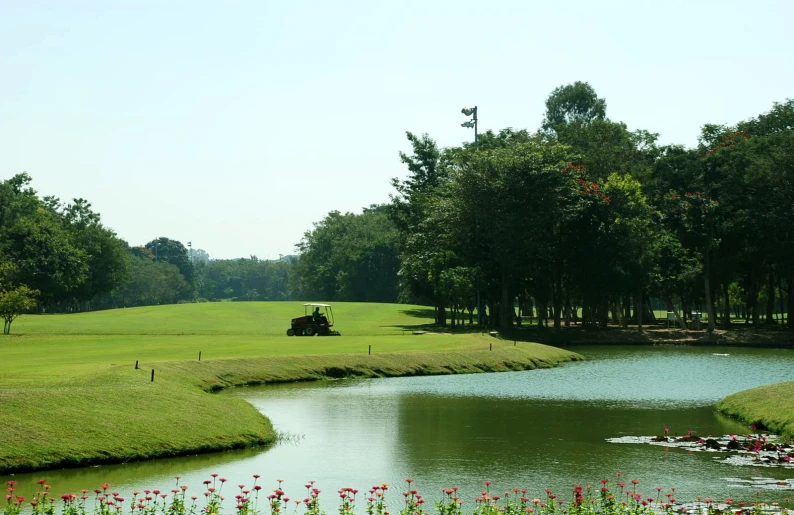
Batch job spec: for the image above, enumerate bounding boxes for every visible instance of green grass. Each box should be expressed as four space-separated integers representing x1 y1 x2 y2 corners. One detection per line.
0 302 582 473
717 382 794 440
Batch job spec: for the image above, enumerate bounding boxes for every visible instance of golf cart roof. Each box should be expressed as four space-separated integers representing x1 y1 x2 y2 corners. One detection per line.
304 303 330 307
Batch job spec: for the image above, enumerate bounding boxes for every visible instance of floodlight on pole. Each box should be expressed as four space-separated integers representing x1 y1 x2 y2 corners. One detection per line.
460 106 478 151
459 105 482 328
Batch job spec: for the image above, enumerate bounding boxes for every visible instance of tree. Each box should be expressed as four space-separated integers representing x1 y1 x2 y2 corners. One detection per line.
0 175 129 312
59 199 128 309
0 174 89 308
445 141 578 330
542 81 607 132
0 284 39 335
145 237 195 298
296 205 400 302
113 254 192 307
390 132 460 320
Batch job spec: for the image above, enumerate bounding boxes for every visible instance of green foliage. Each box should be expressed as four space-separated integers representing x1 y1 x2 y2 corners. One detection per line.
111 254 192 307
542 81 607 131
0 284 39 335
384 85 793 330
0 174 128 312
145 237 195 292
296 205 400 302
195 257 294 301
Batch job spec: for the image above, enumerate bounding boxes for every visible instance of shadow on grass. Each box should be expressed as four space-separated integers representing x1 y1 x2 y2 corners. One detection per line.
381 315 794 345
398 308 436 319
385 308 487 332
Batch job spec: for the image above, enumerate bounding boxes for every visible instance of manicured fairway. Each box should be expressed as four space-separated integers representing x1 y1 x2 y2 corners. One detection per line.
0 302 582 473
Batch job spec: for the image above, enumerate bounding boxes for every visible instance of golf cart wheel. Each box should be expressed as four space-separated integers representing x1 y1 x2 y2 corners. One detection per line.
287 328 295 336
304 326 315 336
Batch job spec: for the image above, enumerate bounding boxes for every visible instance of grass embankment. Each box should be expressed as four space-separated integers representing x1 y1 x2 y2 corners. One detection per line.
0 302 582 473
717 382 794 439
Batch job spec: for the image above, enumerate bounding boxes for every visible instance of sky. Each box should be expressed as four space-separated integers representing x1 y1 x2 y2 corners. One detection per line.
2 0 792 260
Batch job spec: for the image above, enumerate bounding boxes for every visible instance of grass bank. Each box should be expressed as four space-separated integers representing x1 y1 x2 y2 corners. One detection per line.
716 381 794 439
0 302 582 473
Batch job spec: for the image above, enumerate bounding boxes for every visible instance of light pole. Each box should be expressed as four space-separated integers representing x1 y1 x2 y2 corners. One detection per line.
461 106 478 150
461 105 482 327
187 241 193 264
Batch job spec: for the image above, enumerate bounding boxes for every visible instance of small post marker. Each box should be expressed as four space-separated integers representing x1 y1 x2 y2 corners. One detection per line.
135 360 138 370
514 340 516 346
151 369 155 382
199 351 202 361
368 345 371 355
490 343 492 351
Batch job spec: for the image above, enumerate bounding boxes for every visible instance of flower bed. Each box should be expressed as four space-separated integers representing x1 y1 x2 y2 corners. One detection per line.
4 475 792 515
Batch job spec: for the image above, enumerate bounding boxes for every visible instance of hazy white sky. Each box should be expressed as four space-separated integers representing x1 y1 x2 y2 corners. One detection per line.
2 0 792 259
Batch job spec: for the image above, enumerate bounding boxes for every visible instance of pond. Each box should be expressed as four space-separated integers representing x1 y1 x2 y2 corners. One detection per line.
4 345 794 507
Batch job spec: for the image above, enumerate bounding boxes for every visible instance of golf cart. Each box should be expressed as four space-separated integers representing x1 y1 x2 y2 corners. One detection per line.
287 303 341 336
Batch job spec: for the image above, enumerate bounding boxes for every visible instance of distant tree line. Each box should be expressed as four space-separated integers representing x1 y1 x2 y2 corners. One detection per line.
0 173 128 331
0 174 305 332
297 83 792 330
3 82 791 333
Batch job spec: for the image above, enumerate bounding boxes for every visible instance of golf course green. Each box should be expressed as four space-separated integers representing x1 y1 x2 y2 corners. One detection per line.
0 302 582 473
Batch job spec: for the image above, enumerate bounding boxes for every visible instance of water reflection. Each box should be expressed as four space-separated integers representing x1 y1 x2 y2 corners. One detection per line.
4 346 794 507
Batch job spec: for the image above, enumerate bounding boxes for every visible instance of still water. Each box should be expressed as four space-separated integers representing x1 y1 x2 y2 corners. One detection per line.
5 346 794 506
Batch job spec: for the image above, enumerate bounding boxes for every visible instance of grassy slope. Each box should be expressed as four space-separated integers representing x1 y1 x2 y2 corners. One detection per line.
717 382 794 439
0 302 581 473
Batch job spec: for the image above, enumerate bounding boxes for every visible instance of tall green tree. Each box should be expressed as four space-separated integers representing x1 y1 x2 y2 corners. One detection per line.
145 237 195 297
542 81 607 131
444 141 578 330
296 205 400 302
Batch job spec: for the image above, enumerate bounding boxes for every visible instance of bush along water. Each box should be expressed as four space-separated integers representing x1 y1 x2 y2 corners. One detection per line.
4 476 792 515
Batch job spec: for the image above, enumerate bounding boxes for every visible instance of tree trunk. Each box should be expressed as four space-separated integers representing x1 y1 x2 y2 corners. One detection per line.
598 298 609 328
622 296 631 327
500 265 512 332
644 298 657 324
488 298 497 328
788 275 793 328
437 303 447 326
552 291 562 330
765 272 776 325
516 294 526 327
746 279 760 327
721 283 731 328
635 290 643 331
778 277 785 324
535 294 547 328
703 242 716 333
